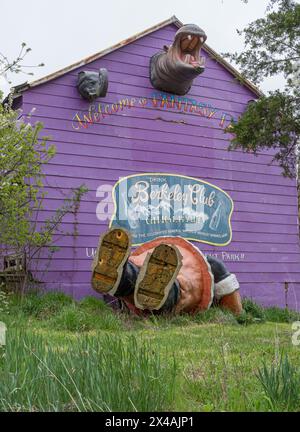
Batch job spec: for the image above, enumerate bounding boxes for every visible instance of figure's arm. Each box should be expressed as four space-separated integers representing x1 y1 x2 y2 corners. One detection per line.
206 255 243 316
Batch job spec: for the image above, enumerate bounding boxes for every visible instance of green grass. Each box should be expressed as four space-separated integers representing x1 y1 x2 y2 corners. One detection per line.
10 291 73 319
0 330 176 412
0 291 300 412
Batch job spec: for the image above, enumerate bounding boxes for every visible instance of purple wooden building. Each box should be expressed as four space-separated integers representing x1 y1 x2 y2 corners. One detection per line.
11 17 300 310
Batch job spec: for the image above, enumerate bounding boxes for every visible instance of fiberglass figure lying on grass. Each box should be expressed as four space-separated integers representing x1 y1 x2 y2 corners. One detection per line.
91 228 243 316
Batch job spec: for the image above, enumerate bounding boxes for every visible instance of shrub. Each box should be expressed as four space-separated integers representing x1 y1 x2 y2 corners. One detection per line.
242 298 266 322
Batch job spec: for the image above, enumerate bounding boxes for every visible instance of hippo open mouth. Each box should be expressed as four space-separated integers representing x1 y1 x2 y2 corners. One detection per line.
150 24 207 95
175 26 206 71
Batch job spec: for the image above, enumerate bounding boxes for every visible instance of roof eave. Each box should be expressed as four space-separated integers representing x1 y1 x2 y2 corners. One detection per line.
202 44 263 97
13 16 182 92
9 15 263 98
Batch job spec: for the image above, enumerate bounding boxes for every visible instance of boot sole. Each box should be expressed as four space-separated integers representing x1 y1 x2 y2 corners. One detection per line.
91 228 131 295
134 244 182 310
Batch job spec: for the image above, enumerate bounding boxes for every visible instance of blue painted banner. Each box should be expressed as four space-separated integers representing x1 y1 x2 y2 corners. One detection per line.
110 173 234 246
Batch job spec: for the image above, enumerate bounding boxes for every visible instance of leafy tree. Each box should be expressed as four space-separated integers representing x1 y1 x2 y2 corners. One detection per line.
0 49 87 292
224 0 300 178
0 101 54 244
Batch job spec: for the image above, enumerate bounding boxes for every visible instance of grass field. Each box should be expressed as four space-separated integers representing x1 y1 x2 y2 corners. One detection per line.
0 291 300 412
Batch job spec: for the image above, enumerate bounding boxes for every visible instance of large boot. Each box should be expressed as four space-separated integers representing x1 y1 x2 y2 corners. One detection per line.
91 228 131 296
134 244 182 311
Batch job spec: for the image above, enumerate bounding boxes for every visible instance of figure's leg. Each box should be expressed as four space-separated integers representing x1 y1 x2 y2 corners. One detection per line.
134 244 182 311
112 259 180 313
92 229 182 313
206 255 243 315
158 279 181 313
91 228 131 296
114 260 139 297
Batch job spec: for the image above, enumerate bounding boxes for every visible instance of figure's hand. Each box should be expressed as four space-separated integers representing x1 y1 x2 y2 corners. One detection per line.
219 290 243 316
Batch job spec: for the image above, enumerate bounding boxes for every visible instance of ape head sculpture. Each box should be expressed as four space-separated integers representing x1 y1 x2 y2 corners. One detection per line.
150 24 207 95
77 68 108 101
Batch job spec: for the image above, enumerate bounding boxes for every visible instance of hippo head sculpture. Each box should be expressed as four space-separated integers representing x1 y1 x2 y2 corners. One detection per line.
77 68 108 101
150 24 207 95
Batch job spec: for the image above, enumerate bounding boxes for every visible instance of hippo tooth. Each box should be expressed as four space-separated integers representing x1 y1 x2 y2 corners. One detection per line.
181 37 190 50
189 36 199 50
183 54 191 63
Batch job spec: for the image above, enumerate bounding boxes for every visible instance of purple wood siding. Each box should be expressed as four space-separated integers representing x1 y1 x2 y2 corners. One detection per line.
21 23 300 310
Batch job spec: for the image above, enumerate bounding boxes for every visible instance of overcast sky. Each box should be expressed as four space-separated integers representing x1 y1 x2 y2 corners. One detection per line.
0 0 286 96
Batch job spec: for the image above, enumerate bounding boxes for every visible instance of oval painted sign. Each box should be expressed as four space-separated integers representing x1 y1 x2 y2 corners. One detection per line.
110 173 233 246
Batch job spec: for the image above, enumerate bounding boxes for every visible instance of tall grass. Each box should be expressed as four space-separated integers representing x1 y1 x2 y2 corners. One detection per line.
49 303 123 332
257 354 300 412
4 292 124 332
0 329 177 412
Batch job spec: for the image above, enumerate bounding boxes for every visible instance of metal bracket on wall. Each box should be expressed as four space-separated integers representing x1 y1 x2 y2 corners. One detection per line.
285 281 289 309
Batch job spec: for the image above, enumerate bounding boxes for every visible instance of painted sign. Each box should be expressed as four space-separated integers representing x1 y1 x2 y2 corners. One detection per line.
71 92 236 131
110 173 233 246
